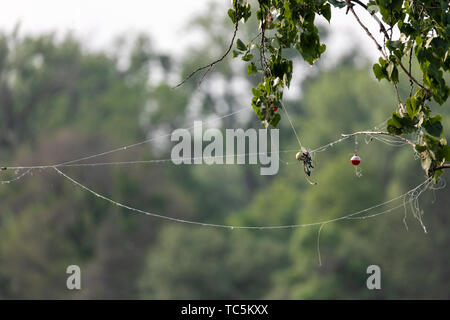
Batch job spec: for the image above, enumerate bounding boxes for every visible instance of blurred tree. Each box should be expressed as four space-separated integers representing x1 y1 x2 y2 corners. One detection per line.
0 30 195 298
139 225 287 299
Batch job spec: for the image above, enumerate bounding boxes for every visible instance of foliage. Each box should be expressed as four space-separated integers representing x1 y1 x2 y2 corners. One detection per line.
227 0 450 177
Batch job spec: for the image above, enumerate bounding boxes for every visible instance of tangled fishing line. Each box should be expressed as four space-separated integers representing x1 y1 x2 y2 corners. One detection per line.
0 105 446 264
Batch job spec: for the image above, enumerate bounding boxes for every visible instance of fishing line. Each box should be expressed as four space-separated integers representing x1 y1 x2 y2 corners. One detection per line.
55 106 252 167
52 166 433 230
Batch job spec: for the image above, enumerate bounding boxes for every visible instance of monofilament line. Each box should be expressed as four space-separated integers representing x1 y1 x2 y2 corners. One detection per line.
282 104 303 149
0 169 33 184
53 166 434 265
55 107 252 167
1 106 251 173
315 178 436 265
53 165 432 230
2 150 299 171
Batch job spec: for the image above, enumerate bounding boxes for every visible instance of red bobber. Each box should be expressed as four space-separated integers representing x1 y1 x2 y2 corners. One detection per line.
350 154 361 166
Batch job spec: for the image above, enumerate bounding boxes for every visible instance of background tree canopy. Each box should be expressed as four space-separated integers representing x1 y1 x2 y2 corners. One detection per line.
0 1 449 299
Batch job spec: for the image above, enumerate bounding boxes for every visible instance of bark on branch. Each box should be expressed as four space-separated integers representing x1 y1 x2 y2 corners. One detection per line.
433 163 450 171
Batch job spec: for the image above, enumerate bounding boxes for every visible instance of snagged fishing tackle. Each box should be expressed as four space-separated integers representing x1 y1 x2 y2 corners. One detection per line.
296 148 317 185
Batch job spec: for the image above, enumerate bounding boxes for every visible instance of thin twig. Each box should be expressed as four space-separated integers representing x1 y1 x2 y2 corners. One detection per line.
349 0 390 40
172 0 240 89
249 31 262 43
345 0 388 60
347 0 428 91
409 44 414 97
346 0 387 58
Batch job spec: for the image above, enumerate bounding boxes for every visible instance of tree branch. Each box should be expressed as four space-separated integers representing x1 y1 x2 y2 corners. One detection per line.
408 44 414 97
346 0 428 92
349 0 390 38
433 163 450 171
341 131 416 148
346 0 386 58
172 0 239 89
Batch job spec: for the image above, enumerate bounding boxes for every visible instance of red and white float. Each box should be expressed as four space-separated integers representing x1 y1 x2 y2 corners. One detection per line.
350 154 361 166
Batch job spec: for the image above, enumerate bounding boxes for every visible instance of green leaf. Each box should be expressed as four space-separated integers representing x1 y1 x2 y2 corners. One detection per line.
270 113 281 127
296 24 326 65
248 62 258 74
387 113 402 128
444 146 450 160
405 97 420 119
328 0 346 8
434 169 443 182
321 3 332 22
373 64 383 80
228 9 235 23
252 87 261 97
386 40 403 50
415 145 427 153
387 61 398 82
424 114 443 137
373 61 389 81
283 1 293 25
242 53 254 62
236 39 246 51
